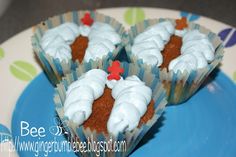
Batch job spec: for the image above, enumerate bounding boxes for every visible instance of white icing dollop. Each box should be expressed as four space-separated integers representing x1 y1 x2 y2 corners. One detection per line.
106 77 123 89
175 29 187 37
64 69 108 125
107 75 152 136
41 23 80 62
169 30 215 73
79 25 91 36
83 22 121 62
131 21 175 66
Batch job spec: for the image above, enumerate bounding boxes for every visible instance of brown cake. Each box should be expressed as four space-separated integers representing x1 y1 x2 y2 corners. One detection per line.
70 36 89 62
159 17 188 70
160 35 182 69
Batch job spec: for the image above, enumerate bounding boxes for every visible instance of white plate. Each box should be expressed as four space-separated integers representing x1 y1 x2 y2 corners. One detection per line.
0 7 235 156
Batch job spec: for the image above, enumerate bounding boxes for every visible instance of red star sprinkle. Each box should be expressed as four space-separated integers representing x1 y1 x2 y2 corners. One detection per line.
107 61 124 81
175 17 188 30
81 12 94 26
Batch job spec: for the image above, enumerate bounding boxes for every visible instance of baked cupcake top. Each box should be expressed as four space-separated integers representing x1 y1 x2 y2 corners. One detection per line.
63 61 153 136
41 13 121 63
131 17 215 73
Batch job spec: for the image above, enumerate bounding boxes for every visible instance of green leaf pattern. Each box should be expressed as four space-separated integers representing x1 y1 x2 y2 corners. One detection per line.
10 60 37 82
0 47 5 59
124 8 145 25
233 71 236 83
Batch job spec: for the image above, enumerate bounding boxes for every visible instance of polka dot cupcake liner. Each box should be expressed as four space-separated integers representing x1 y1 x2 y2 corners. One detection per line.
125 18 224 104
54 60 167 156
31 10 126 85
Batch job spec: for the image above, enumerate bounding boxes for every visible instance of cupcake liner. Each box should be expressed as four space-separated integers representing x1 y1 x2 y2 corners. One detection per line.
32 10 126 85
125 18 224 104
53 60 167 157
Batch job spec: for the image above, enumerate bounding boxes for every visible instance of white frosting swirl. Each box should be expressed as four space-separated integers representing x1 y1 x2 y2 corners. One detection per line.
64 69 108 125
131 21 174 66
83 22 121 62
79 25 91 36
41 22 121 63
107 75 152 136
169 30 214 73
175 29 187 37
41 23 80 62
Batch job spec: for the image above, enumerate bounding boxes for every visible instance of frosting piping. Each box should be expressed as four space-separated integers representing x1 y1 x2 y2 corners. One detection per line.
41 23 80 62
131 21 175 66
64 69 108 125
107 75 152 136
169 30 214 73
41 22 121 63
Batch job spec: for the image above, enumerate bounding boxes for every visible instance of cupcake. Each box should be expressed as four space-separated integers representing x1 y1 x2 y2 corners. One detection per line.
32 10 126 85
125 17 224 104
54 60 167 156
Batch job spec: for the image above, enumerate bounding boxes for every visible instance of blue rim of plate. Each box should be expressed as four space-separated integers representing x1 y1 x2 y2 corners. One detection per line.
11 69 236 157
